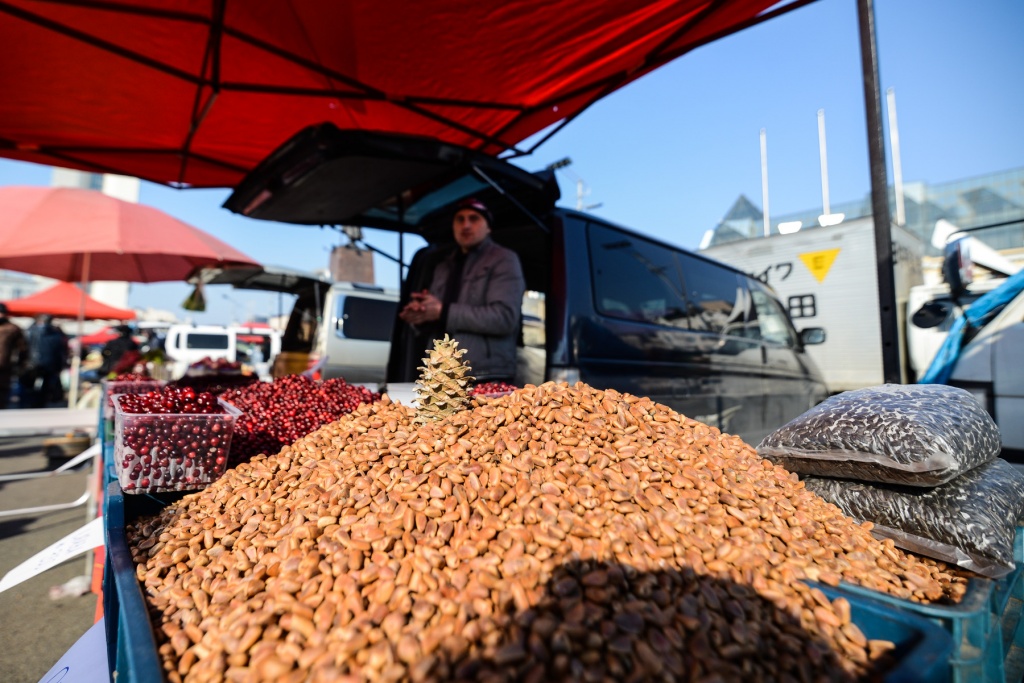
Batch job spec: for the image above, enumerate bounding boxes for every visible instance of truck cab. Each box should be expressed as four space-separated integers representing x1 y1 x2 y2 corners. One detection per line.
912 236 1024 460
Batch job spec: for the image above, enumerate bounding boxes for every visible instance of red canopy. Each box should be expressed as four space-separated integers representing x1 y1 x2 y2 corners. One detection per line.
3 281 136 320
0 0 806 188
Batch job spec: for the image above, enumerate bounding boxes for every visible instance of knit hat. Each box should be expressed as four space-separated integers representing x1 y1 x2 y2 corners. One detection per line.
453 197 494 227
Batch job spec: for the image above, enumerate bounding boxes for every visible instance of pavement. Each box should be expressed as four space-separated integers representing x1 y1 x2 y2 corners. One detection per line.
0 434 99 683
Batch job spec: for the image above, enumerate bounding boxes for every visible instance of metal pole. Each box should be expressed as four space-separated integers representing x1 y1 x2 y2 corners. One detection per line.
760 128 770 237
817 109 831 216
857 0 901 384
68 252 90 408
886 87 906 226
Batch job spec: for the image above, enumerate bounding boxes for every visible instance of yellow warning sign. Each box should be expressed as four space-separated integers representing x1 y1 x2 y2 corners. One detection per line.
798 248 841 283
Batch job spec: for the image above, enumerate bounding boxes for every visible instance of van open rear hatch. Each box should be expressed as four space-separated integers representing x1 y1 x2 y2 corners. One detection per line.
222 124 559 239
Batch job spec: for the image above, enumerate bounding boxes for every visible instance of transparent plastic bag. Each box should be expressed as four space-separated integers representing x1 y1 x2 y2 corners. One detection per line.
803 458 1024 578
757 384 1001 486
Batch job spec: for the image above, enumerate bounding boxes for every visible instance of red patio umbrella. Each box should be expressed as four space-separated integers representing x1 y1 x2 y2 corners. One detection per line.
0 0 805 188
0 186 257 281
3 281 136 320
0 185 259 404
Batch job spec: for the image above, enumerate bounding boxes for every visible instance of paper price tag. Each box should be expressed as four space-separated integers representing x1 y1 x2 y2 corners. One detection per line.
0 516 104 593
36 617 108 683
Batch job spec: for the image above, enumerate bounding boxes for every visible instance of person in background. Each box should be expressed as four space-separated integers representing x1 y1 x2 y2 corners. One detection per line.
398 197 525 383
0 303 27 409
99 324 141 376
142 327 165 355
23 314 68 407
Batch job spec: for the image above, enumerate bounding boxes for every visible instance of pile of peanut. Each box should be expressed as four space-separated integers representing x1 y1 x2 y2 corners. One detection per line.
129 382 967 682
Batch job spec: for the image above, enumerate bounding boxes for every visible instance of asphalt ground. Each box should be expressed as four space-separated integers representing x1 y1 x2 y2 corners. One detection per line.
0 435 99 683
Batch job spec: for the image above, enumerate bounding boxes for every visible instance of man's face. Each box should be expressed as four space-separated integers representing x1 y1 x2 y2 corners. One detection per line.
452 208 490 251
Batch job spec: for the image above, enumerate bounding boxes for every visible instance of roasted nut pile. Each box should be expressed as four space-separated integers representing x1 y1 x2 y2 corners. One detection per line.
129 382 967 682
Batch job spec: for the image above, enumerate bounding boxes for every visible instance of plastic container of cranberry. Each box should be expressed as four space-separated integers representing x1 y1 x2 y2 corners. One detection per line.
100 378 166 440
111 394 241 494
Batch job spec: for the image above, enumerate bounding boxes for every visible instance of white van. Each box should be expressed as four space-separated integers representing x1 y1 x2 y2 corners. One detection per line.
289 282 399 386
197 266 398 386
163 323 281 379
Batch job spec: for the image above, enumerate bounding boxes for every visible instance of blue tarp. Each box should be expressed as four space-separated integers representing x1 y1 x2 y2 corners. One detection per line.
919 269 1024 385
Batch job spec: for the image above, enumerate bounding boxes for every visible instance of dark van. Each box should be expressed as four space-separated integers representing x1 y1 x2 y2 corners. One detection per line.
225 124 828 444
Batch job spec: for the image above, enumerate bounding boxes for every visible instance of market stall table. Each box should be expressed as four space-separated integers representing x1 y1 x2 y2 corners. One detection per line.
0 407 97 437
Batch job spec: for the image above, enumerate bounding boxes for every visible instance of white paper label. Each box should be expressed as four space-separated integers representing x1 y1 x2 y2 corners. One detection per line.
0 516 104 593
36 617 108 683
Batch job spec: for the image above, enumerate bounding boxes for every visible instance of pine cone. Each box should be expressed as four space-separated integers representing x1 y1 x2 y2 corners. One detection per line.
414 334 474 423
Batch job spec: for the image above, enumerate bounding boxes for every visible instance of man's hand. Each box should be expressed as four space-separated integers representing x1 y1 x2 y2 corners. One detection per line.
399 290 443 326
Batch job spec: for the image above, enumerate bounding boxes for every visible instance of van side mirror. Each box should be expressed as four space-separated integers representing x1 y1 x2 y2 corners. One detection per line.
942 237 973 302
911 301 952 329
799 327 826 345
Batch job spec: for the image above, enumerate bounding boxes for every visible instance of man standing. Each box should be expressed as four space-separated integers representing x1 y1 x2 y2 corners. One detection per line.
24 315 68 407
99 324 140 376
398 197 525 383
0 303 27 409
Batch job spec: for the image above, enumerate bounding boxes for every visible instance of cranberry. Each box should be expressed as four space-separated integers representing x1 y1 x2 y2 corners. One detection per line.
221 375 380 468
469 381 519 397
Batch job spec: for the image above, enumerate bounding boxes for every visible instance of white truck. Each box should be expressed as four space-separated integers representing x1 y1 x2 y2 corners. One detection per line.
700 216 924 394
905 278 1004 380
910 233 1024 459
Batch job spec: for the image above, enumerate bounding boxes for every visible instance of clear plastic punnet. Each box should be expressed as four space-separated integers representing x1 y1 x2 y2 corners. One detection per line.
112 393 241 494
101 378 166 440
757 384 1001 486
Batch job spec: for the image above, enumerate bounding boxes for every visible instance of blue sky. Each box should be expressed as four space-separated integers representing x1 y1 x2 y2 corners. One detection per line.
1 0 1021 325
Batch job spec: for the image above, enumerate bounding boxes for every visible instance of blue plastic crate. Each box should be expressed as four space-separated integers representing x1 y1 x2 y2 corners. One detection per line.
815 585 954 682
104 481 187 683
991 527 1024 682
825 577 1005 683
104 492 952 683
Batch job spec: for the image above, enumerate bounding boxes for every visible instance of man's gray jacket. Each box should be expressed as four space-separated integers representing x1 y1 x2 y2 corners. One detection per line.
428 237 525 380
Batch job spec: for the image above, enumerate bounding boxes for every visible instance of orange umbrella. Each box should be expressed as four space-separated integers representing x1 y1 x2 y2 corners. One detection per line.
3 281 136 320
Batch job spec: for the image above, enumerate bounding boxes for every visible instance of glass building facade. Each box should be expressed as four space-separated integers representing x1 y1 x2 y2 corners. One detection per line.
708 166 1024 256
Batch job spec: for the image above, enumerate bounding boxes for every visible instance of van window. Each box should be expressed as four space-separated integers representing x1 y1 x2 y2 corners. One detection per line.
522 291 545 348
677 253 751 336
339 297 398 341
587 224 689 327
238 334 273 362
282 292 319 352
750 282 798 347
185 333 229 350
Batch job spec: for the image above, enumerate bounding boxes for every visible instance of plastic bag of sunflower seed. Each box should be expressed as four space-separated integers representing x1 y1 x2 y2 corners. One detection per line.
803 458 1024 578
757 384 1001 486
